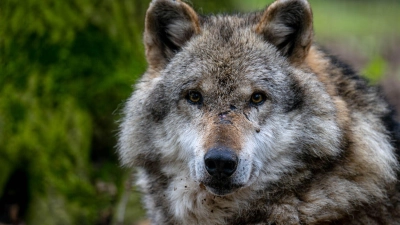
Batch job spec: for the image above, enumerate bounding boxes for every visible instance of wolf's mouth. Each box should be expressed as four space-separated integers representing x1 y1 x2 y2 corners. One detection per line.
202 178 243 196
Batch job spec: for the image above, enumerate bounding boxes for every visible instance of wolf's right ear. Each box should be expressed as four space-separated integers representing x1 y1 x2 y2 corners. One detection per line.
255 0 313 64
144 0 201 71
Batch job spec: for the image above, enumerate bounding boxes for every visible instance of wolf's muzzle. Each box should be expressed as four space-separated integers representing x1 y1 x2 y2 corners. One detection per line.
204 147 238 178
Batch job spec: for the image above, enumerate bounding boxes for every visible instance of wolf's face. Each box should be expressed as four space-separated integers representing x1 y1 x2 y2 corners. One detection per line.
120 0 343 197
158 30 293 195
147 17 342 197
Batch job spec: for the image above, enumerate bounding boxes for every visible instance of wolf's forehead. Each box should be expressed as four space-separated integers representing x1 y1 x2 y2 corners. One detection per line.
199 76 253 98
189 47 256 96
202 15 258 39
175 15 285 96
185 15 277 71
193 15 265 52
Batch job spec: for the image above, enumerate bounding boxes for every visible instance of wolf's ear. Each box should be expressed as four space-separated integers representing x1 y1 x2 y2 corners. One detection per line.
256 0 313 63
144 0 201 71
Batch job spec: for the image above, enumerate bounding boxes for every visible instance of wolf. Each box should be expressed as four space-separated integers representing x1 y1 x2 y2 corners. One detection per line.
118 0 400 224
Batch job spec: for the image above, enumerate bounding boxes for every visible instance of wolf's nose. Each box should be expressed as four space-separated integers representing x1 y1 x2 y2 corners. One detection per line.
204 147 238 178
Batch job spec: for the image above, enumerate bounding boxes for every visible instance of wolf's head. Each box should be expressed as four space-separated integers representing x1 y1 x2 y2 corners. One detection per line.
119 0 343 196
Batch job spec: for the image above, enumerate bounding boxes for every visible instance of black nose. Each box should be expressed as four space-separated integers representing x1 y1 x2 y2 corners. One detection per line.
204 147 238 178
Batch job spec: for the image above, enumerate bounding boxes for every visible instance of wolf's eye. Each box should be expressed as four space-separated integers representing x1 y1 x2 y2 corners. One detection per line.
186 91 202 104
250 93 265 105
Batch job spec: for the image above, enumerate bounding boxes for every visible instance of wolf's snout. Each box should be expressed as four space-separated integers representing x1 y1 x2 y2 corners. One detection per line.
204 147 238 178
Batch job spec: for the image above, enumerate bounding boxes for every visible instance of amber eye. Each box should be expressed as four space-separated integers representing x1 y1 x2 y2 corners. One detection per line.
250 93 265 105
186 91 202 104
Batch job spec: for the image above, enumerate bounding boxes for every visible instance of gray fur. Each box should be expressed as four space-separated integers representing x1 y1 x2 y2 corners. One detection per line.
118 0 400 224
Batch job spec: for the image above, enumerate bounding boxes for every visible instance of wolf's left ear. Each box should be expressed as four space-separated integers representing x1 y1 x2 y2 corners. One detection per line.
256 0 313 63
144 0 201 71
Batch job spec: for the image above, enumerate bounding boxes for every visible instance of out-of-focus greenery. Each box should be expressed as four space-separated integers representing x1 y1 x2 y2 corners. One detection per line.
0 0 399 224
0 0 233 224
0 0 147 224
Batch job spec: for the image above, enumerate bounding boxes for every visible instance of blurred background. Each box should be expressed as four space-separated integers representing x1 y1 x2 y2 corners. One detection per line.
0 0 399 224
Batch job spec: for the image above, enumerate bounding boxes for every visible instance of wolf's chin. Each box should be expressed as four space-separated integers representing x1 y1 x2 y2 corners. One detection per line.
203 181 244 196
205 186 236 196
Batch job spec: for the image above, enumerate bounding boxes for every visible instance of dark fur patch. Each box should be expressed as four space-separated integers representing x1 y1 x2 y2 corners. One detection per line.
285 77 305 112
325 52 369 92
279 72 305 113
382 109 400 160
146 83 170 122
326 52 355 77
219 23 234 42
324 53 377 110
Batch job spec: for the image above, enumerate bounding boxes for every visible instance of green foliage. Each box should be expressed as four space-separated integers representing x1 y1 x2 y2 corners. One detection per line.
0 0 147 223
